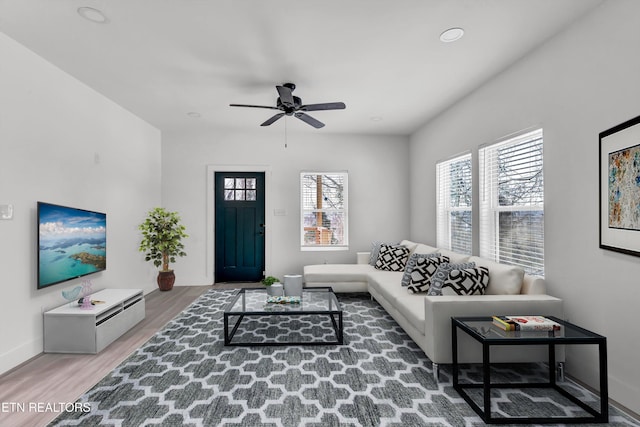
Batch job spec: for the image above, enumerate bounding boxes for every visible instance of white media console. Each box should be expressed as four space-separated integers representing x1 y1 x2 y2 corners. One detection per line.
44 288 145 354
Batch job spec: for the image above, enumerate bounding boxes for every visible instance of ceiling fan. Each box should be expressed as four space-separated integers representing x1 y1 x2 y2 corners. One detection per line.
229 83 346 129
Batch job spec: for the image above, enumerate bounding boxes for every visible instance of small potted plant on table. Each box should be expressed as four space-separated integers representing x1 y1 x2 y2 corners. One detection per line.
138 207 188 291
262 275 283 296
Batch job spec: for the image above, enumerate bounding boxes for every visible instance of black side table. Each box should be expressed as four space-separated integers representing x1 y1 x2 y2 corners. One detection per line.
452 316 608 424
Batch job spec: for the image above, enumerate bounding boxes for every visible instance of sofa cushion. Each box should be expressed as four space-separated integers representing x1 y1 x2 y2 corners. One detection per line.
375 244 410 271
468 256 524 295
406 256 450 293
401 252 442 287
413 243 439 255
437 248 472 264
399 240 419 254
427 262 476 296
304 264 374 283
440 266 490 296
367 271 406 305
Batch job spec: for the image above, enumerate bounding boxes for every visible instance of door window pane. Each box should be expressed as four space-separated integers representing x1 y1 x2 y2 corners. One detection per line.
222 176 258 202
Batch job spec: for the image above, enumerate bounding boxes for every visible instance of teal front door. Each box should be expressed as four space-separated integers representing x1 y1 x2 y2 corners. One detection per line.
214 172 265 282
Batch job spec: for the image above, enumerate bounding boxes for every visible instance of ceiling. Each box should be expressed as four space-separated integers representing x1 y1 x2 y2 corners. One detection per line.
0 0 603 135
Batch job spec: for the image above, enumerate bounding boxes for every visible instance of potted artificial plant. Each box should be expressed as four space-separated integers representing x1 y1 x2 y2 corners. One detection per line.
139 207 188 291
262 275 283 296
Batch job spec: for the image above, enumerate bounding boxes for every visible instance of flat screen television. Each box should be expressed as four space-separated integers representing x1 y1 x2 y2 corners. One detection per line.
37 202 107 289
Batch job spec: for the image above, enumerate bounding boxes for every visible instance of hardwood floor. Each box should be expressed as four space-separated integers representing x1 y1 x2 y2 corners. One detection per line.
0 285 223 427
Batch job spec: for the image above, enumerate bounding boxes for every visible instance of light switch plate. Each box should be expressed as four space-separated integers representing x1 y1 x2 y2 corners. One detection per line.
0 204 13 220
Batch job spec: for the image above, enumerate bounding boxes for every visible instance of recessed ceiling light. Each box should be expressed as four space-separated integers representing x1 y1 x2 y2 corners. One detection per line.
370 116 383 122
187 112 201 118
77 7 108 24
440 27 464 43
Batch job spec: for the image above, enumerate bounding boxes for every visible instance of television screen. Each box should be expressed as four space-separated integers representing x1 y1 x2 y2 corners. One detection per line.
37 202 106 289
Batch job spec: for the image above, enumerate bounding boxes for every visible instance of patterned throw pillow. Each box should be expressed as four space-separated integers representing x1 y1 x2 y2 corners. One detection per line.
406 256 450 293
374 244 410 271
440 266 490 296
427 262 476 296
401 252 441 286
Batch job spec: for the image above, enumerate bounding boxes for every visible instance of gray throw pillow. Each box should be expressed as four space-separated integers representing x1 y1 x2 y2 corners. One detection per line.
368 241 383 266
406 256 450 293
401 252 442 286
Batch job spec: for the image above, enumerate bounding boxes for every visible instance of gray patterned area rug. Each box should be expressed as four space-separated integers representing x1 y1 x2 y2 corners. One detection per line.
51 290 638 427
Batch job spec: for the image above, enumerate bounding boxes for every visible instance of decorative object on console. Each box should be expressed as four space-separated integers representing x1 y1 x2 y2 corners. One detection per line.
61 285 83 306
138 207 188 291
374 244 410 271
599 113 640 257
79 280 94 310
426 262 476 296
283 274 304 296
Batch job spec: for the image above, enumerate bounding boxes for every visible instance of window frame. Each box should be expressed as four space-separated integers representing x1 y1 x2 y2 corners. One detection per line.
300 171 349 251
436 152 473 254
479 128 544 275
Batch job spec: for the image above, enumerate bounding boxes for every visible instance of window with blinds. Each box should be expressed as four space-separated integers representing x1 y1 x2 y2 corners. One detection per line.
436 152 472 254
479 129 544 275
300 172 348 250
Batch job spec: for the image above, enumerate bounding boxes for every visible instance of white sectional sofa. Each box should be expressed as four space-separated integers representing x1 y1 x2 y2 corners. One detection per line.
304 240 564 379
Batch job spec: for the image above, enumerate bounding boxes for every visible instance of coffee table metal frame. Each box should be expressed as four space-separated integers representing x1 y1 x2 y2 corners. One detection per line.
452 316 608 424
224 287 343 346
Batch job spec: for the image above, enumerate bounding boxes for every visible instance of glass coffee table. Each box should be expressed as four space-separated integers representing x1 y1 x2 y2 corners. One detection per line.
452 316 608 424
224 287 343 346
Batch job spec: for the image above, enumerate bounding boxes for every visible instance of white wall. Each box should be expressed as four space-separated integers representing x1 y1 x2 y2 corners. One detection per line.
410 0 640 413
162 128 410 283
0 33 162 375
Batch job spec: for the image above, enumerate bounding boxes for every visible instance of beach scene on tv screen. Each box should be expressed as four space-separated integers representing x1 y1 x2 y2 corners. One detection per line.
39 203 106 287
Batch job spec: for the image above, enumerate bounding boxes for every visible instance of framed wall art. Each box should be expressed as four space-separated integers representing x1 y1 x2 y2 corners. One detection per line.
599 114 640 257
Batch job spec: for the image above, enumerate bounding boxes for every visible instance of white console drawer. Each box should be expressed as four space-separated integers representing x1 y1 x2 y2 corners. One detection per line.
96 298 145 352
44 289 145 354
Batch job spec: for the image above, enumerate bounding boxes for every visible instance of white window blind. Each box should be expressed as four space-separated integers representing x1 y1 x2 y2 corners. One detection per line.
300 172 348 250
436 152 472 254
479 129 544 275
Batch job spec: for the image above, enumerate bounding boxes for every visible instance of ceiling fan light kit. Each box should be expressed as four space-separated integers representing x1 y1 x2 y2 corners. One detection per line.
230 83 345 129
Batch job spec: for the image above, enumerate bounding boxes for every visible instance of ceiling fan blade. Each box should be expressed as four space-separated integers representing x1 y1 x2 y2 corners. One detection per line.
295 112 325 129
276 85 295 107
261 113 285 126
300 102 346 112
230 103 280 110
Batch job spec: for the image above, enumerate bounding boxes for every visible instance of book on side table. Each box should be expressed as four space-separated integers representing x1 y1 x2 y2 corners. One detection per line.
492 315 561 331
